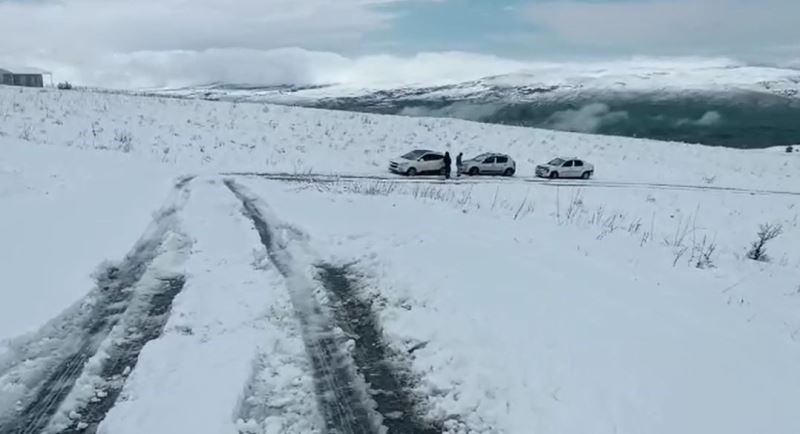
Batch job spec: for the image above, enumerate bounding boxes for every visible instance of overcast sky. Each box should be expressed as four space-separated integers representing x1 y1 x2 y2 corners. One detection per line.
1 0 799 87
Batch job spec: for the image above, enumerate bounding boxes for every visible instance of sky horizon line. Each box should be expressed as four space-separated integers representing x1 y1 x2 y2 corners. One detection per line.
3 0 800 88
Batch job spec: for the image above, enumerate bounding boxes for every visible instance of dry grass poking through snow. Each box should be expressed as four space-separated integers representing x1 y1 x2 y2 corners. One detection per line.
282 178 770 270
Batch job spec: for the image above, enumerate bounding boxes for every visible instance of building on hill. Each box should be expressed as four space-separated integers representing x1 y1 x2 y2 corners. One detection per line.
0 68 47 87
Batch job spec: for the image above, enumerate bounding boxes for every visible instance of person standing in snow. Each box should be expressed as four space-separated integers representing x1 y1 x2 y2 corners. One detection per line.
456 152 463 177
443 152 452 179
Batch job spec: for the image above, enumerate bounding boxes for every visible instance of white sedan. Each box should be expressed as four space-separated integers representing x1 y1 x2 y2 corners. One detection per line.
389 150 445 176
459 153 516 176
535 158 595 179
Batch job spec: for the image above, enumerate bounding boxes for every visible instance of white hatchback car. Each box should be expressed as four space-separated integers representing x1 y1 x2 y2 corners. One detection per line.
459 153 516 176
389 149 445 176
535 158 595 179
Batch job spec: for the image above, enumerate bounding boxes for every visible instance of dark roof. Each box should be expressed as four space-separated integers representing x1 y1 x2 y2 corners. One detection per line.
0 67 47 75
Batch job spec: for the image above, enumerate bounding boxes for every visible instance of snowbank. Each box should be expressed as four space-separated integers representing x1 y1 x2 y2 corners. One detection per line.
0 140 176 340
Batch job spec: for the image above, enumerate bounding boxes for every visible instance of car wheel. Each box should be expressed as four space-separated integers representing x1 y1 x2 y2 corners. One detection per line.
469 167 479 176
503 168 515 177
549 171 559 179
581 171 591 179
406 167 417 176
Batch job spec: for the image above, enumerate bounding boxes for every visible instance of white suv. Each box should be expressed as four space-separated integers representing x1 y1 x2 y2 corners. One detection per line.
389 149 445 176
535 158 594 179
459 153 516 176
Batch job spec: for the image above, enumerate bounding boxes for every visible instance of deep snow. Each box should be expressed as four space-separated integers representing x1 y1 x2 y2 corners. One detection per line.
238 176 800 434
1 84 799 434
0 140 175 341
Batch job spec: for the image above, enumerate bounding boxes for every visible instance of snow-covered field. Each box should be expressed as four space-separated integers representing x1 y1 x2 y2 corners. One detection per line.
238 176 800 434
0 140 175 339
1 86 798 190
1 85 800 434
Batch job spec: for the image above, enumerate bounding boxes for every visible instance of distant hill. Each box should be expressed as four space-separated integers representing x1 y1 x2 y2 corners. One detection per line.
146 64 800 148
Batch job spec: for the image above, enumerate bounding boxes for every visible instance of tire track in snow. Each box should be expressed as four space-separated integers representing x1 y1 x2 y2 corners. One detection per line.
0 255 158 434
316 265 441 434
55 276 186 434
0 177 193 434
225 180 378 434
225 180 441 434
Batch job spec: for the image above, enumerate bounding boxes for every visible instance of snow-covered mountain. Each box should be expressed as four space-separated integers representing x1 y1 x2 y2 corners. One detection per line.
2 85 800 434
145 62 800 148
152 62 800 102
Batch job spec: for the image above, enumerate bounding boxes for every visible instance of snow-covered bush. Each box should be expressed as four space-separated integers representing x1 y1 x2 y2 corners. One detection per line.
18 124 33 141
114 130 134 153
691 235 717 269
747 223 783 262
57 82 73 90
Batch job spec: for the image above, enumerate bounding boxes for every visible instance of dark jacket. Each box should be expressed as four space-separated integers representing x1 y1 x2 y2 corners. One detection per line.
444 153 452 167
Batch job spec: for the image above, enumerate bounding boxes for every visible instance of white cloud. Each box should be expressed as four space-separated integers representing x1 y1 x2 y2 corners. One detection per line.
543 103 629 133
78 48 351 89
694 111 723 127
524 0 800 56
677 111 724 127
398 101 505 121
4 46 794 91
0 0 406 77
1 0 403 53
340 52 531 86
3 0 799 89
0 46 537 89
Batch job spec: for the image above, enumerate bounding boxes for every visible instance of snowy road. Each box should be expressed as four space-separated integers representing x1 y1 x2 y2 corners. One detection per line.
228 172 800 197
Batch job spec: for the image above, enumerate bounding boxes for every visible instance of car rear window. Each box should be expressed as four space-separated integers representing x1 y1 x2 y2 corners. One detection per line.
496 156 508 163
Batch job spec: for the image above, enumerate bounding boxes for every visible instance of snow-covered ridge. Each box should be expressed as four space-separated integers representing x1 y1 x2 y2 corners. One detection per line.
137 63 800 149
150 62 800 104
1 85 797 192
